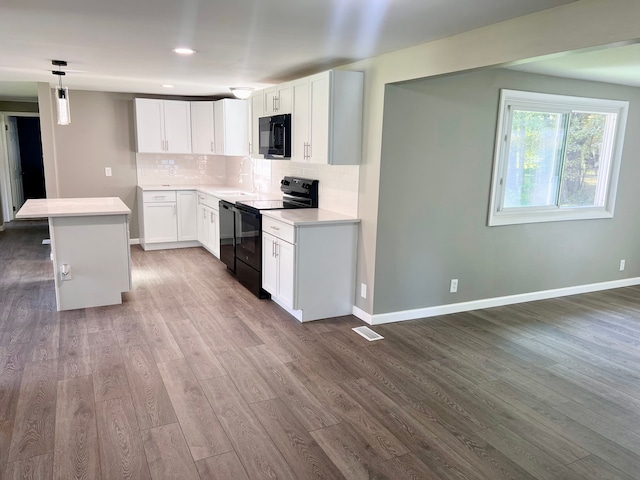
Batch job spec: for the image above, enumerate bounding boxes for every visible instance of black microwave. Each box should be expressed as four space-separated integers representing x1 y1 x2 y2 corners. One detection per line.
258 114 291 159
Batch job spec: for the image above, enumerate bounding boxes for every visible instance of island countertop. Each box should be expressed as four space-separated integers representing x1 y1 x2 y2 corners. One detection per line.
16 197 131 218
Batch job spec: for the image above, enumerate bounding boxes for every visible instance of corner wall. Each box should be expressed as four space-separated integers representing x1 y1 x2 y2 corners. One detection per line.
38 87 139 237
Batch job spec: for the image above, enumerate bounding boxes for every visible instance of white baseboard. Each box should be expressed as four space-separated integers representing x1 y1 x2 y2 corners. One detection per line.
352 305 373 325
129 238 140 245
352 277 640 325
0 224 4 232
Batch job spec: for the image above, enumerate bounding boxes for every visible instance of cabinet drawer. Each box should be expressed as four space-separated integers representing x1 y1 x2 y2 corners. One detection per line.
143 191 177 203
197 193 219 210
263 217 295 244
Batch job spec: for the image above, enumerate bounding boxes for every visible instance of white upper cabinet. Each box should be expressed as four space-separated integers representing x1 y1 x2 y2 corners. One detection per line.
289 70 363 165
250 93 264 157
190 101 215 154
263 83 292 115
135 98 192 154
214 99 249 156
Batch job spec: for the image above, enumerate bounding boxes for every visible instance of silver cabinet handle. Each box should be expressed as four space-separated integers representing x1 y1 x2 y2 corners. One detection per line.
173 204 176 215
211 141 214 152
270 226 280 231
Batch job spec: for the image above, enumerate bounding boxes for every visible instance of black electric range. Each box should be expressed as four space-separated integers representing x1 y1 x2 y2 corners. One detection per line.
219 177 319 298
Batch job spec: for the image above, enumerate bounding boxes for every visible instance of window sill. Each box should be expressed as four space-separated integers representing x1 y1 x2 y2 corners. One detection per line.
488 208 614 226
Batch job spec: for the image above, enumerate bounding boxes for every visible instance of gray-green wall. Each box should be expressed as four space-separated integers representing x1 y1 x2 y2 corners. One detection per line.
373 68 640 315
39 88 139 237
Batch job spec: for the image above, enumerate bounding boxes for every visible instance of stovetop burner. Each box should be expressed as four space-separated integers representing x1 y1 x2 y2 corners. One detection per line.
236 177 319 212
236 199 308 211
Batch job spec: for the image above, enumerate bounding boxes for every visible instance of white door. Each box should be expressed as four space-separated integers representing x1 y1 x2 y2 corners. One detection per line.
190 102 215 154
6 117 24 214
134 98 164 153
277 239 295 309
210 209 220 258
164 100 192 154
177 191 197 241
276 83 292 113
262 233 277 296
251 93 263 157
308 73 330 164
143 202 177 243
291 79 310 163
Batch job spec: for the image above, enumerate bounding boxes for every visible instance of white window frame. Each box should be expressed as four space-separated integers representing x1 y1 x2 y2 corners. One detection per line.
488 89 628 226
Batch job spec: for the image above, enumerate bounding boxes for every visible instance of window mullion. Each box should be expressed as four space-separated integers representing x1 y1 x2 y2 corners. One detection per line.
555 113 571 208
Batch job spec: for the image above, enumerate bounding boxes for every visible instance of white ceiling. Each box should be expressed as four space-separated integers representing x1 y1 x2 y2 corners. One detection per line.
0 0 573 100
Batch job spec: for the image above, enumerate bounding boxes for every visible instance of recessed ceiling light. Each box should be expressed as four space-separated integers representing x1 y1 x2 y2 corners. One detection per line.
173 47 195 55
162 84 174 88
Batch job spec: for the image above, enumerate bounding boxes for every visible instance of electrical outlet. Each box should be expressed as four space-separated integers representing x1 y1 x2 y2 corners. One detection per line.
450 279 458 293
620 259 626 271
360 283 367 299
105 167 112 177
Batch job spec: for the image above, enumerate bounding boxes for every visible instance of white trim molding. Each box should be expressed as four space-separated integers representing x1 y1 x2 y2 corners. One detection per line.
352 277 640 325
129 238 140 245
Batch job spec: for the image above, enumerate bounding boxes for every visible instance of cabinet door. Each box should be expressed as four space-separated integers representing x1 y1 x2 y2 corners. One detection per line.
263 87 278 115
276 238 295 309
276 83 292 113
191 102 215 154
262 233 278 296
177 191 197 241
291 79 310 163
163 100 192 154
143 202 177 243
308 73 330 164
197 202 206 244
209 209 220 258
214 99 248 156
135 99 164 153
250 93 263 157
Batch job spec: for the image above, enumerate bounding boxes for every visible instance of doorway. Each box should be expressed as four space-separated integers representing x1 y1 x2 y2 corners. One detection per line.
0 113 44 222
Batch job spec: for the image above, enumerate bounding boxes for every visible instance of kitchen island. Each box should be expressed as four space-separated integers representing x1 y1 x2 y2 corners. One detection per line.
16 197 132 311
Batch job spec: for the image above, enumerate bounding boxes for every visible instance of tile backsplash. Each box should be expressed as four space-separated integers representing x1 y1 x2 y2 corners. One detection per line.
136 154 229 186
136 154 359 217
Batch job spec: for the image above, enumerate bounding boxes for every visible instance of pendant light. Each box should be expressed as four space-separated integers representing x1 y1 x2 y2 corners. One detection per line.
52 60 70 125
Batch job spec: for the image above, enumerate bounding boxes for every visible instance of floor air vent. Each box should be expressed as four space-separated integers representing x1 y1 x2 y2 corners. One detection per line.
352 326 384 342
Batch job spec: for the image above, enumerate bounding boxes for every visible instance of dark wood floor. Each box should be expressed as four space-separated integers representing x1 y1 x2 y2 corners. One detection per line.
2 221 640 479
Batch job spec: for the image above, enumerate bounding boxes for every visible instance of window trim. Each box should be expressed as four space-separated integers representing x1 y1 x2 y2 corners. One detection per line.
488 89 629 227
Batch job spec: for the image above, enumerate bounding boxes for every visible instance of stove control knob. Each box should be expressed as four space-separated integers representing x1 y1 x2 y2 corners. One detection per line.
281 179 290 186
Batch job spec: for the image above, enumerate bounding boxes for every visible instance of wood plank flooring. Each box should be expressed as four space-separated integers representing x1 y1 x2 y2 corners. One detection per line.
3 220 640 479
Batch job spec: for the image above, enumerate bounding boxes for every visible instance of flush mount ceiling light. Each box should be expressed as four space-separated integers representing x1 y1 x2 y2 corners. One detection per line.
172 47 195 55
230 87 253 100
52 60 70 126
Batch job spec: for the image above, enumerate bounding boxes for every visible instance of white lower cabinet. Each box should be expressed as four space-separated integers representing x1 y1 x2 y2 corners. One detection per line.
261 215 358 322
177 191 197 241
197 193 220 258
262 232 295 309
143 202 177 243
138 188 199 250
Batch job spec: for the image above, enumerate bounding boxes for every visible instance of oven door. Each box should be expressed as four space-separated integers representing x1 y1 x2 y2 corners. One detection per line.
234 205 262 271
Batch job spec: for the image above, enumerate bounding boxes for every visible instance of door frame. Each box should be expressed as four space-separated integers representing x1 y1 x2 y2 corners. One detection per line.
0 112 39 223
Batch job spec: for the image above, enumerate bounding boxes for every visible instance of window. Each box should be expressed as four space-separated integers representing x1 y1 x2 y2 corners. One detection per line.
488 89 628 226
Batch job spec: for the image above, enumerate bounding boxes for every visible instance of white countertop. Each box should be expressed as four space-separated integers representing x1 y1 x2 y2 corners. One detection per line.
262 208 360 226
137 184 281 203
16 197 131 218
